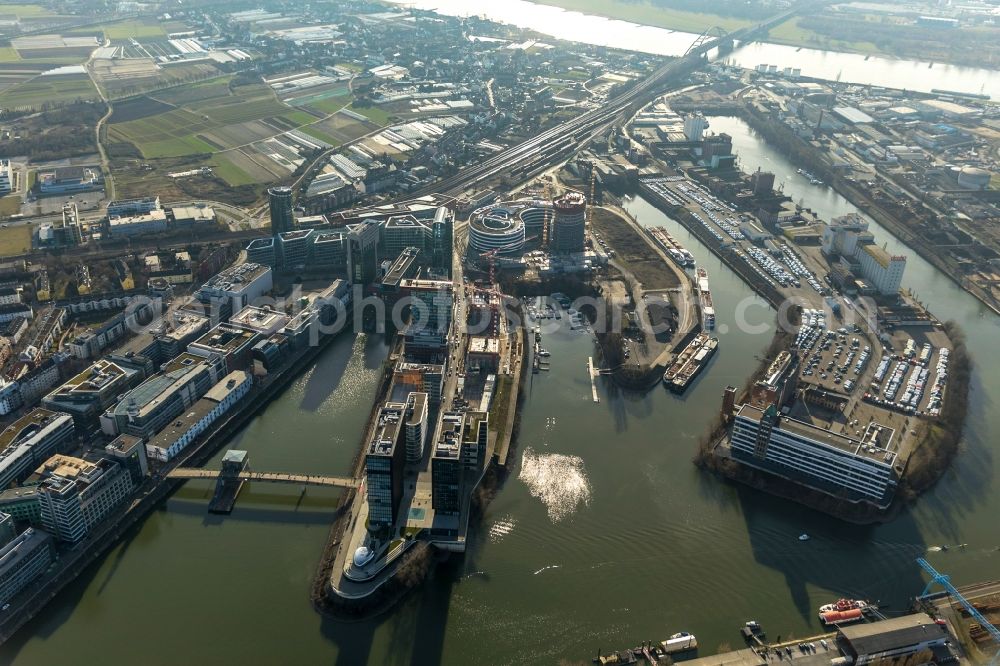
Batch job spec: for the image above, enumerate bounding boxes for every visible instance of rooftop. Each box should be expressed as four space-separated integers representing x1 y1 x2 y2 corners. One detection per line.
368 403 405 457
0 409 69 453
840 613 947 655
737 403 897 465
434 411 464 460
190 324 259 354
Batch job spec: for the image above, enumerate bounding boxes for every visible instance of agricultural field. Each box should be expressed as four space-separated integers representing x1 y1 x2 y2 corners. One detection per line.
90 58 219 97
300 111 377 145
101 19 167 40
0 72 99 110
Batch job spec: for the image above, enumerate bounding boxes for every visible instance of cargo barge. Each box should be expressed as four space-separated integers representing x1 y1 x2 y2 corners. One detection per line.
696 267 716 330
663 332 719 393
594 632 697 664
648 226 696 267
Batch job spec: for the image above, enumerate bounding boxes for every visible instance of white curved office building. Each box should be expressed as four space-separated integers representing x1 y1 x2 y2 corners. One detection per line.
469 203 527 254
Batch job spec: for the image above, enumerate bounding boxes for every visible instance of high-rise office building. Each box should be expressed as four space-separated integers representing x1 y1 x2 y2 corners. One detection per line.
551 191 587 254
267 186 294 236
347 221 381 285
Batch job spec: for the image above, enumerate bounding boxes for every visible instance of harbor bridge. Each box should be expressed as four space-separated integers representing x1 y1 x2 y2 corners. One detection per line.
167 468 359 489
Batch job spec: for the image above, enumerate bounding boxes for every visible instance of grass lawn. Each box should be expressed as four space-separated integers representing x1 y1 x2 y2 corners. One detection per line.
0 3 57 17
141 135 218 158
0 74 99 109
765 17 883 55
348 103 392 126
209 154 256 186
530 0 750 33
0 223 30 254
103 19 167 40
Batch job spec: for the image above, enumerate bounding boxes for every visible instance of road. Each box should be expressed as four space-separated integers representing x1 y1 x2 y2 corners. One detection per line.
402 7 800 201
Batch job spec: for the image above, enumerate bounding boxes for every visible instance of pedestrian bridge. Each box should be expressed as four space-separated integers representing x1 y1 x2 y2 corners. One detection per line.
167 468 359 489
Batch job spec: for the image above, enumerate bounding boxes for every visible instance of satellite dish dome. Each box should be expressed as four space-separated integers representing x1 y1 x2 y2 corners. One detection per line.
353 546 375 567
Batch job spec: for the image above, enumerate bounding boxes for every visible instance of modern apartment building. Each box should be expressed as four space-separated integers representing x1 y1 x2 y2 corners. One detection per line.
36 455 134 542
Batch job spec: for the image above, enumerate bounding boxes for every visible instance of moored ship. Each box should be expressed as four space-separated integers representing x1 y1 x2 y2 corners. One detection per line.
663 333 719 393
697 267 715 330
648 226 696 267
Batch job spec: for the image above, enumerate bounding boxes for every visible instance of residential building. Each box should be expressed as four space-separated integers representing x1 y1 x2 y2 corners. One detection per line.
0 511 16 546
729 403 898 507
36 455 134 542
144 370 251 462
462 411 488 471
0 410 76 490
0 528 53 606
0 379 22 416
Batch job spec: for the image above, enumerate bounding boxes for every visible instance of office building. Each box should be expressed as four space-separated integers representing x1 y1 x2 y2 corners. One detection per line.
400 279 453 358
347 221 381 285
101 353 221 439
278 229 313 270
381 215 432 258
0 527 53 606
0 487 40 524
404 392 428 463
0 512 16 546
0 410 76 491
551 191 587 254
729 403 898 507
43 359 139 428
106 196 160 218
310 231 348 273
392 363 444 404
431 206 454 278
104 434 149 485
36 455 134 542
381 247 421 303
462 411 488 471
187 324 260 373
268 186 294 236
365 404 407 527
431 412 464 515
246 237 277 267
195 263 273 321
145 370 251 462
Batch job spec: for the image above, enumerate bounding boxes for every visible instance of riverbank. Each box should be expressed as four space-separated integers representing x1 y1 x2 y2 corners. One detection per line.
0 323 348 644
721 103 1000 318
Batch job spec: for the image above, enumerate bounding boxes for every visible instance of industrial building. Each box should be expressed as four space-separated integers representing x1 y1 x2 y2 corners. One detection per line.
837 613 951 664
729 403 898 507
35 455 134 543
0 410 76 494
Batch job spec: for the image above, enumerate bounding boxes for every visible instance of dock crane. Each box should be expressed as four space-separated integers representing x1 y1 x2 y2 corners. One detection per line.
917 558 1000 664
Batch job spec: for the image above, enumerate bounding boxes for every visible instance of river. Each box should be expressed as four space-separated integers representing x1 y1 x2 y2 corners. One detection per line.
387 0 1000 98
4 117 999 665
